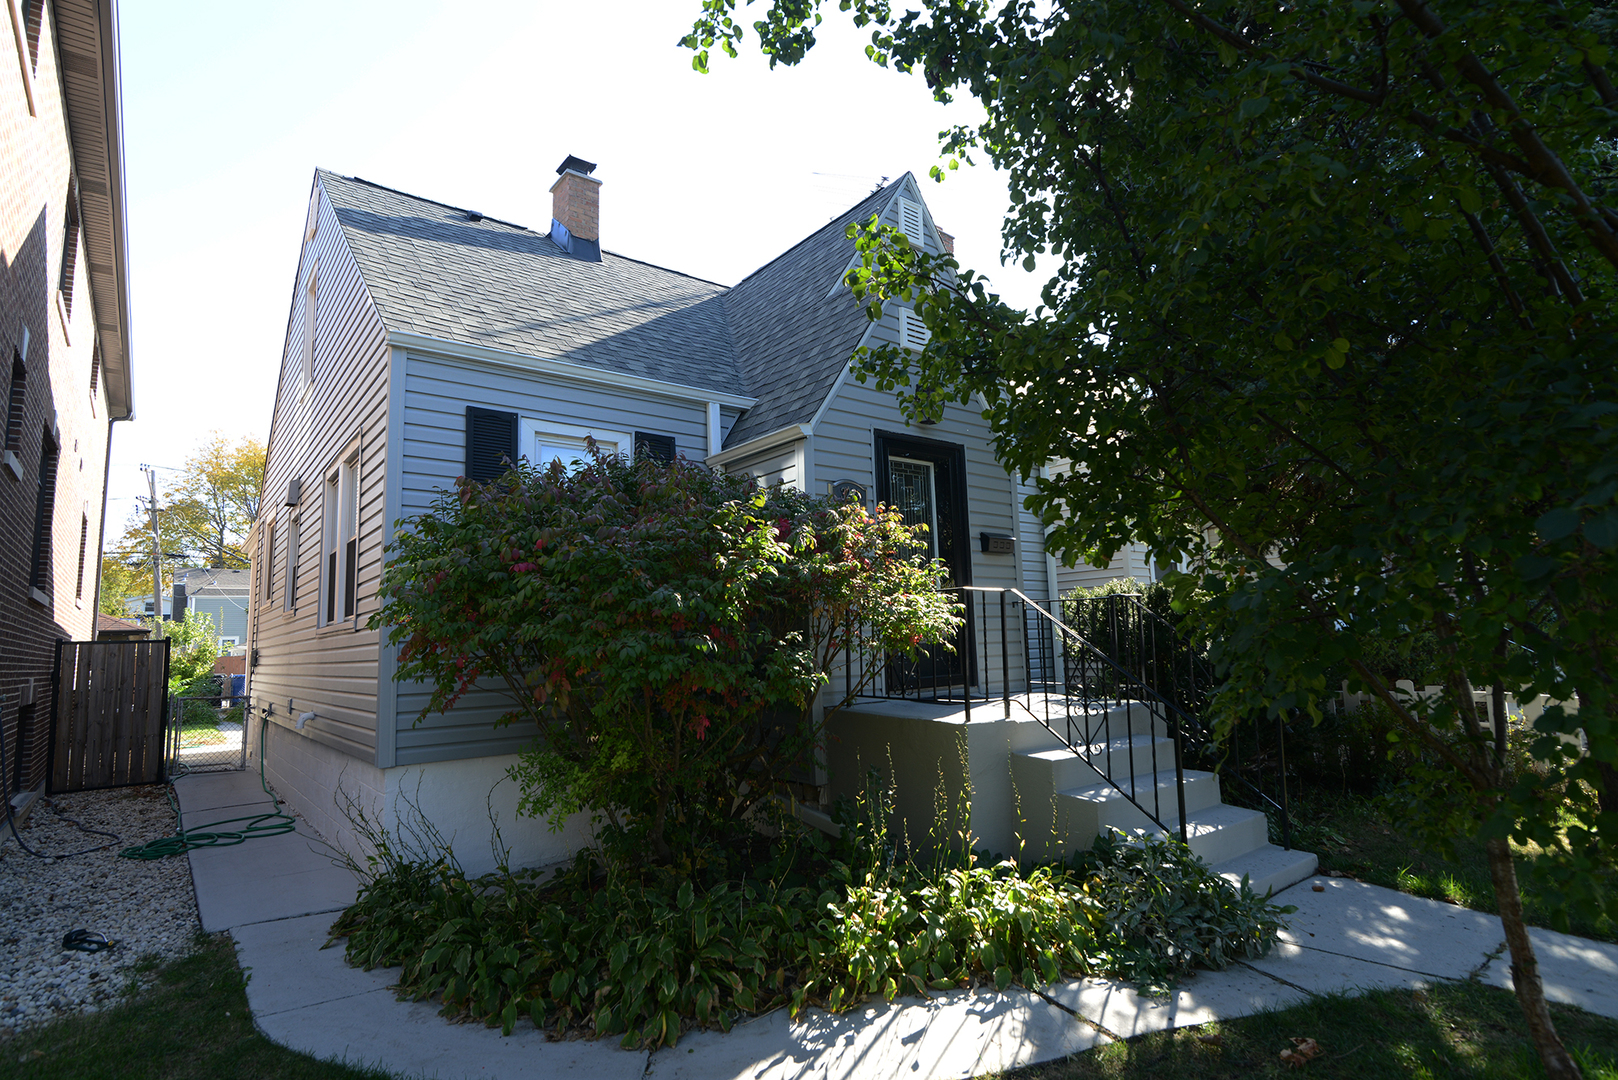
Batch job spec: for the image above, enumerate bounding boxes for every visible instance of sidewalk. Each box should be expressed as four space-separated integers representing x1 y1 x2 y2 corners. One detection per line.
174 770 1618 1080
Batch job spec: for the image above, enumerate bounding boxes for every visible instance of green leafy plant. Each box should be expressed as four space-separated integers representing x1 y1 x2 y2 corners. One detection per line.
329 780 1290 1049
164 609 221 697
373 450 960 867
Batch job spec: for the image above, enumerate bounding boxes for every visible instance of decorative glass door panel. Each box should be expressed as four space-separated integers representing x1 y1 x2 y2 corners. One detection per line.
888 456 939 563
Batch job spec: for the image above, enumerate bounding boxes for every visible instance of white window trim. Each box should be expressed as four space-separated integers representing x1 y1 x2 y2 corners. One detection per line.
300 262 318 399
283 510 300 613
518 418 630 469
317 439 361 630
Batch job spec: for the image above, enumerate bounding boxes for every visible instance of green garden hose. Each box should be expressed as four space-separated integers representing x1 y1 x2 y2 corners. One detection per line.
119 714 297 860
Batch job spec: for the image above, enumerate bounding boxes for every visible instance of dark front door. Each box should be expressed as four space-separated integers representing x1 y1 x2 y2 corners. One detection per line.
874 431 974 693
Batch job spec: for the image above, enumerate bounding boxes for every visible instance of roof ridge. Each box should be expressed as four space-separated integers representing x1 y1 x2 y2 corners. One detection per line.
726 173 910 293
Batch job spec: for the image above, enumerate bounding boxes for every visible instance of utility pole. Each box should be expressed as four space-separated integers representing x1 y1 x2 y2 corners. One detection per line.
145 465 164 639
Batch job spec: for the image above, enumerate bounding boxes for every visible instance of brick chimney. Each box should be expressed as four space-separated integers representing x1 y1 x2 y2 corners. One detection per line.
937 229 955 255
549 155 601 260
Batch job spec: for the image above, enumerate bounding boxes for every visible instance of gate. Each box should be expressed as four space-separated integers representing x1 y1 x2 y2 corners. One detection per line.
167 691 248 774
48 639 172 793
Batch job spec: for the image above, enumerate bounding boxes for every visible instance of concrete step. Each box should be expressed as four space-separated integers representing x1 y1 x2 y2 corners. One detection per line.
1058 768 1224 822
1211 843 1319 898
1100 801 1269 867
1014 735 1178 792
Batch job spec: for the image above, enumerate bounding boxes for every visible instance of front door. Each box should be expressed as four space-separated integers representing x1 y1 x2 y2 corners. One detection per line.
874 431 974 693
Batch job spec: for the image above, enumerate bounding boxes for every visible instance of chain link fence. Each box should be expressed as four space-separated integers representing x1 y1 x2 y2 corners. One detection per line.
168 681 248 774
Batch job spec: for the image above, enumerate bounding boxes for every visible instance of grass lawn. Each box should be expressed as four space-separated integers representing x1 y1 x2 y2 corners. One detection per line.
1285 790 1617 944
0 935 390 1080
1002 981 1618 1079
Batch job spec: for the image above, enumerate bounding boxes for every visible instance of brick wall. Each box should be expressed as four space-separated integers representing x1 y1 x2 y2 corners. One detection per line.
0 0 114 797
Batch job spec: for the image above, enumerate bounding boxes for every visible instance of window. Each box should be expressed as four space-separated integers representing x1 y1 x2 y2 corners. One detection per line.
518 417 625 474
59 179 80 319
285 513 299 610
301 264 317 390
219 636 240 648
74 513 87 599
322 450 359 625
264 518 277 605
30 429 58 596
5 347 24 453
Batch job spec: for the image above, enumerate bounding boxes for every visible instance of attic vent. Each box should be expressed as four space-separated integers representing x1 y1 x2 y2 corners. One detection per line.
305 186 320 241
634 431 676 464
466 210 483 222
897 196 926 247
898 308 931 352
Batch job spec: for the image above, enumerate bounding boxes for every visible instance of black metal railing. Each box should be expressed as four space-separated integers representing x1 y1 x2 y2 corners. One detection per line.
848 586 1292 850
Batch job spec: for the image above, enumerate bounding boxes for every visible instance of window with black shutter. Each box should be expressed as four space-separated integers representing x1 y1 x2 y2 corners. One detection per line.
634 431 676 464
465 407 518 481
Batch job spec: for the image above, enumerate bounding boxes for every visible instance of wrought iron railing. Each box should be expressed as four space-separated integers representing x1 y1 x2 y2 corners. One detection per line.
848 586 1292 850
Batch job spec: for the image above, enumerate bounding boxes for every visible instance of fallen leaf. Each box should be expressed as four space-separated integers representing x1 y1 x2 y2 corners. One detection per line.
1311 884 1325 892
1280 1036 1323 1067
1196 1032 1224 1046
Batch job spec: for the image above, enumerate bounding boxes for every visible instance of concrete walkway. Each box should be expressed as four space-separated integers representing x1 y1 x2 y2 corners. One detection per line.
174 771 1618 1080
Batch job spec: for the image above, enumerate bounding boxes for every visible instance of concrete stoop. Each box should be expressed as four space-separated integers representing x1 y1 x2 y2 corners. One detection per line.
1010 702 1317 897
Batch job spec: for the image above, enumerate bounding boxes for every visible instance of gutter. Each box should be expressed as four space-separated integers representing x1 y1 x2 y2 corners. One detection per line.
386 330 757 411
96 0 133 421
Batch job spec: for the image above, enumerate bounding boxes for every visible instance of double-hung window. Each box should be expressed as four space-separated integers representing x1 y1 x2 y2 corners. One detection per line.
321 448 360 626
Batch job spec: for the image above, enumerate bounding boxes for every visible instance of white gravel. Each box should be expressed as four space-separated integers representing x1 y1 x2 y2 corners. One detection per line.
0 785 200 1039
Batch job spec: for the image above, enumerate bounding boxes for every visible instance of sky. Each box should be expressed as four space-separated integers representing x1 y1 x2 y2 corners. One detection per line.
108 0 1053 530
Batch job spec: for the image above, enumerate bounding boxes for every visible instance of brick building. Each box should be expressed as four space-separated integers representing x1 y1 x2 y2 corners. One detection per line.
0 0 133 801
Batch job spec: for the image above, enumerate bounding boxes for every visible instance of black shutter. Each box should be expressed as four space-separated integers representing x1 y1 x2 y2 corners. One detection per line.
465 407 518 482
634 431 676 464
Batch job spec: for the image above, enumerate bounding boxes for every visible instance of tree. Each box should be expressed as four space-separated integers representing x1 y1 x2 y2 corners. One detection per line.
373 451 960 867
161 433 266 569
685 3 1618 1075
97 556 148 617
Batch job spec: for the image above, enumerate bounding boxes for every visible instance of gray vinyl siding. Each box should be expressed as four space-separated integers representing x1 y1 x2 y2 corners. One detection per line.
724 441 801 489
248 178 389 762
811 335 1032 696
186 596 248 644
1014 468 1049 604
1053 543 1153 595
390 354 712 766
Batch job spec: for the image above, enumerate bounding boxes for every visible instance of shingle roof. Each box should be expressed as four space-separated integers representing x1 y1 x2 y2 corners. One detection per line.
722 180 901 446
314 170 910 445
178 567 251 596
318 172 747 397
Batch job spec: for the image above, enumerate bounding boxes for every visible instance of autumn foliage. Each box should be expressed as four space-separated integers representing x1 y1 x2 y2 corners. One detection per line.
373 449 960 864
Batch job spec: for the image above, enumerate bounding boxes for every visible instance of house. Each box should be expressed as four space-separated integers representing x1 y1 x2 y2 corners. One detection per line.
246 159 1060 869
173 566 250 647
0 0 133 805
95 612 148 641
247 158 1312 893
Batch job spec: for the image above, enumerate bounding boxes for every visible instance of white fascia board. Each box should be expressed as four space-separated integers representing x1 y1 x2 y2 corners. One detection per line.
386 331 757 410
705 423 812 469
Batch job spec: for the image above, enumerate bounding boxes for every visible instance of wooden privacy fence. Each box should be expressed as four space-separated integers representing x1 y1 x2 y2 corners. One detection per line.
49 639 171 793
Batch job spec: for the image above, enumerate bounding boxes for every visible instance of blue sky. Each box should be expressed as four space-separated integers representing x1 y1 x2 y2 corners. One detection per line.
108 0 1051 525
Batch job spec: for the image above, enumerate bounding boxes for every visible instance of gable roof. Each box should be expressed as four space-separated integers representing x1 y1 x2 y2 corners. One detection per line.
177 567 251 596
721 179 902 446
318 171 747 397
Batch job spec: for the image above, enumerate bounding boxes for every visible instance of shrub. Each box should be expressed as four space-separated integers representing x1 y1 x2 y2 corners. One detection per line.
165 609 222 696
372 450 961 866
328 796 1289 1049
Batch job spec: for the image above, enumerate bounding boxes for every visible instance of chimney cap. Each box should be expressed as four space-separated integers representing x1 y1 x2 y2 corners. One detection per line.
555 154 598 177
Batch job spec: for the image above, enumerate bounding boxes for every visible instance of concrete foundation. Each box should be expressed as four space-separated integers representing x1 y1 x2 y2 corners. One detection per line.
253 716 593 876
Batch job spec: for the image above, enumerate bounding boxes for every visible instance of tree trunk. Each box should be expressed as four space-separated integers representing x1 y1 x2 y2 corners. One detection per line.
1486 835 1582 1079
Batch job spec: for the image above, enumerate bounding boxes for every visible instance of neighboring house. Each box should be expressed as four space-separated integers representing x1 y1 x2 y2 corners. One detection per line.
95 612 148 640
0 0 133 801
174 566 250 647
247 158 1055 869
